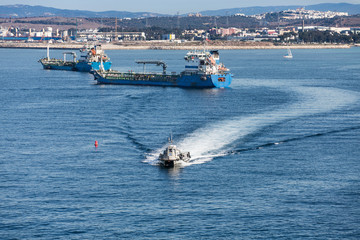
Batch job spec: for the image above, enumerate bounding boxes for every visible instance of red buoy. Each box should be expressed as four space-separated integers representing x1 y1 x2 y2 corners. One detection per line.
95 140 98 147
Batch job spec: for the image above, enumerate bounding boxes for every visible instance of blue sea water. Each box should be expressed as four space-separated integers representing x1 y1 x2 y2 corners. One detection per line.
0 47 360 239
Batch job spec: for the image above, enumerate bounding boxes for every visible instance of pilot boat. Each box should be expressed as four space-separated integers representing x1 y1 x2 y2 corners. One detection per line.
159 135 191 167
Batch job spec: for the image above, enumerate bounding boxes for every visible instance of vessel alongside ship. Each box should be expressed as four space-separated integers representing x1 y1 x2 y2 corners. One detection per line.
93 50 232 88
159 135 191 167
39 45 111 72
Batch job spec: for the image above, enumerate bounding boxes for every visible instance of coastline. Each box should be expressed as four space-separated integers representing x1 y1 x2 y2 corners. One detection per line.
0 41 352 50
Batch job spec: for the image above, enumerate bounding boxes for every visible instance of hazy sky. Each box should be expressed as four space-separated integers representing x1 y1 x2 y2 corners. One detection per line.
1 0 360 14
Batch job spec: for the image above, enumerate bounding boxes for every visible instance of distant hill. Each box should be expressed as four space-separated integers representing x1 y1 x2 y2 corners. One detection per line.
0 4 166 18
199 3 360 16
0 3 359 19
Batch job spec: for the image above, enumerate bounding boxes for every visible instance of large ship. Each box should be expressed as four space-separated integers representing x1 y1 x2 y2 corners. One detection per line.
93 50 232 88
39 45 111 72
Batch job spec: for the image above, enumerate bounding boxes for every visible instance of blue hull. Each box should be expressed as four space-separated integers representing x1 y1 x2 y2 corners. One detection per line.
43 65 75 71
76 62 112 72
41 61 111 72
91 62 112 71
94 72 232 88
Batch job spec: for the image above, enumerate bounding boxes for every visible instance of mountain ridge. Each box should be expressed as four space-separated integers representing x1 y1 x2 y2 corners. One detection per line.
199 3 360 16
0 3 359 18
0 4 167 18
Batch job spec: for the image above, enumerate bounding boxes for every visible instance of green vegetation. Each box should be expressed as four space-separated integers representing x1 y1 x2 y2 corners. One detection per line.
298 30 360 43
14 19 75 26
95 15 258 32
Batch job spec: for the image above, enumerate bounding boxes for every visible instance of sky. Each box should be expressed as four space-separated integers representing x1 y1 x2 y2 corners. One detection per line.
1 0 360 14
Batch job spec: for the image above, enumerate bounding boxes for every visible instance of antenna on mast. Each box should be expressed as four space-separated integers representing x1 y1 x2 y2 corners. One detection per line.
168 132 173 143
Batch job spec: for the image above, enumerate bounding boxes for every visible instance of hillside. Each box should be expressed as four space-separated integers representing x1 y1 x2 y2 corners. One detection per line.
0 4 166 18
0 3 360 19
199 3 360 16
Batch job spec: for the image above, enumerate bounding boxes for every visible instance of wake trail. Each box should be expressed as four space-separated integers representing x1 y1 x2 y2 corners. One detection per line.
230 125 360 155
145 83 359 166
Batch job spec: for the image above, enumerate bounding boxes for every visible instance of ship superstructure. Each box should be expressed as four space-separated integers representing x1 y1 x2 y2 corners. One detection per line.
184 50 229 74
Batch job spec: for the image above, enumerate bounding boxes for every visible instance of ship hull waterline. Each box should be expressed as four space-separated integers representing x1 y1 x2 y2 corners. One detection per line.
161 160 176 168
40 61 112 72
93 72 232 88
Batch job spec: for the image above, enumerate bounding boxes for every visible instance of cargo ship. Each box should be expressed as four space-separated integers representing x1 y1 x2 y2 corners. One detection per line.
93 50 232 88
39 45 111 72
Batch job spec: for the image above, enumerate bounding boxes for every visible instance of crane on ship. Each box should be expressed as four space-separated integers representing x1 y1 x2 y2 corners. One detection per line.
136 60 167 74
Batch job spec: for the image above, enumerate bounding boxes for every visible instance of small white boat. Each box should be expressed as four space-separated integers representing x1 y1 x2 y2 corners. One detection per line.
159 135 191 167
284 48 293 59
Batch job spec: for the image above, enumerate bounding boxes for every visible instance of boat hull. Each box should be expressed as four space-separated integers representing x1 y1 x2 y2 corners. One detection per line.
41 63 76 71
91 62 112 71
75 62 93 72
93 71 232 88
40 59 112 72
160 160 175 168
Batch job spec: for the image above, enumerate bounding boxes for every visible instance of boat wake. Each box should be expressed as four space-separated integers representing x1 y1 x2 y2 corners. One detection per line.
228 125 360 155
144 81 359 167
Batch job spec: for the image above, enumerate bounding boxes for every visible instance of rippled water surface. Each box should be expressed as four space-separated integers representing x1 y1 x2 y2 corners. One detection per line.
1 48 360 239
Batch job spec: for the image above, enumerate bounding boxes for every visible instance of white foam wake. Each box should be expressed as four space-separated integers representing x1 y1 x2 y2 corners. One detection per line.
145 83 359 166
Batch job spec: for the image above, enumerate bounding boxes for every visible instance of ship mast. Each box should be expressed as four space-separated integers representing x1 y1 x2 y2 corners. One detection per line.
47 45 50 61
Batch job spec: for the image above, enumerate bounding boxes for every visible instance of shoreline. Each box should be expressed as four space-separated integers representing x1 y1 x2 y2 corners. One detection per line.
0 42 353 50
